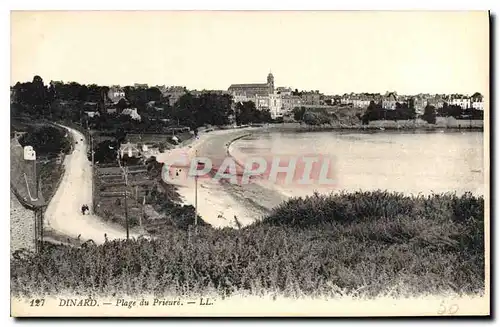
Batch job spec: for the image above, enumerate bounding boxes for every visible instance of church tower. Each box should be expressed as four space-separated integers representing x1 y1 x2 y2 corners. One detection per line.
267 71 274 94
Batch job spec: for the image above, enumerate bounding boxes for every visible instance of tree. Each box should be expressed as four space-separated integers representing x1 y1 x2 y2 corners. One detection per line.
19 125 71 155
293 107 306 121
93 140 119 164
361 101 384 123
471 92 483 99
302 111 331 126
235 101 271 125
422 105 437 124
146 87 163 102
116 98 130 111
173 92 234 128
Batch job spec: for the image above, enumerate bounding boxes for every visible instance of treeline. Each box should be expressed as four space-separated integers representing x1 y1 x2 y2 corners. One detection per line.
361 101 484 124
171 93 234 128
11 76 275 132
234 101 272 125
361 101 417 124
18 124 72 157
292 107 334 126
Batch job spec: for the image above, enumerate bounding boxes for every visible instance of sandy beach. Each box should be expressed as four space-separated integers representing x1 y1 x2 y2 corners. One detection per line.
154 127 288 228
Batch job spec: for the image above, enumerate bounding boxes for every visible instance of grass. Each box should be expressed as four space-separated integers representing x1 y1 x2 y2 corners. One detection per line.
10 191 484 299
39 159 65 204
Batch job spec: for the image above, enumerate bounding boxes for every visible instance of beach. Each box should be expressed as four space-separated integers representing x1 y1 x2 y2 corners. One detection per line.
154 127 287 228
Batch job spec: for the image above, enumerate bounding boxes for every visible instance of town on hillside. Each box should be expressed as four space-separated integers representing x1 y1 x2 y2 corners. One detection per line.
11 72 485 128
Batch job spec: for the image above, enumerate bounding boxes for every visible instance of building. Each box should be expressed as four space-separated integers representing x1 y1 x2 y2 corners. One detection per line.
121 108 141 121
426 95 446 109
269 93 283 118
382 91 398 110
228 72 275 98
449 95 471 109
233 93 254 103
191 89 229 97
351 94 372 108
281 95 302 113
255 95 270 111
119 142 141 158
300 91 322 106
276 87 292 96
471 93 484 110
340 93 353 105
134 83 149 89
84 111 100 118
107 87 126 104
412 95 427 115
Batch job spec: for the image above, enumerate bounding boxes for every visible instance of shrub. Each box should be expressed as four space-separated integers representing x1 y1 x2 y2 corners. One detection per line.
10 191 484 298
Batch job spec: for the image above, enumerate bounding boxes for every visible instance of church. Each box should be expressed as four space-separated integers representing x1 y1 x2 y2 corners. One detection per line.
228 72 275 98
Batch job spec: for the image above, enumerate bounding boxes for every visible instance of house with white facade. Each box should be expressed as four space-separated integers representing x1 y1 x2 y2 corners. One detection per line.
121 108 141 121
108 86 126 104
268 93 283 118
382 92 398 110
471 93 484 110
426 95 446 109
255 95 270 111
233 93 254 103
449 95 471 109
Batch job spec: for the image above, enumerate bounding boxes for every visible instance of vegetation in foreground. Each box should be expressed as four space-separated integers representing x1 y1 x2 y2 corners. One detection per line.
11 191 484 299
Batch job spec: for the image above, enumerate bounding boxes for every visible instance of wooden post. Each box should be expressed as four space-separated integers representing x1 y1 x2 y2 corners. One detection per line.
140 196 145 229
39 207 44 252
194 149 198 227
124 167 129 240
34 210 38 254
90 130 95 213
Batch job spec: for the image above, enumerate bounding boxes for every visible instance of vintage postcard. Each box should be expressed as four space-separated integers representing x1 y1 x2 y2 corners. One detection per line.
10 10 490 317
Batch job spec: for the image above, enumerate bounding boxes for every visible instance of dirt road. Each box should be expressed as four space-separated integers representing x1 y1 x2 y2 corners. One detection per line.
44 126 137 244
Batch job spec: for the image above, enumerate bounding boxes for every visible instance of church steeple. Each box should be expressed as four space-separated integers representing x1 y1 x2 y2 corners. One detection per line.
267 71 274 94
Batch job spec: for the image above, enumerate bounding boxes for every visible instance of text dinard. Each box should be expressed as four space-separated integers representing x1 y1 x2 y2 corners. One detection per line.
58 298 215 308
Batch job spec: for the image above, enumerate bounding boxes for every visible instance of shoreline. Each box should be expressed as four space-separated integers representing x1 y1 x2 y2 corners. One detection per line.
156 124 483 229
156 127 273 228
258 122 484 133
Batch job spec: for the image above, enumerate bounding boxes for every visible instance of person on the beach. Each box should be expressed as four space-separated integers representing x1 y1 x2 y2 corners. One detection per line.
81 205 86 215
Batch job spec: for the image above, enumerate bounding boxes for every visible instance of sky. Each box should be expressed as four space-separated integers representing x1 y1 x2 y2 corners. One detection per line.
10 11 489 95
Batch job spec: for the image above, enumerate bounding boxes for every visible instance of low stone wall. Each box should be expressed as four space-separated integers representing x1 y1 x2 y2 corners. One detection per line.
10 191 35 253
435 117 484 128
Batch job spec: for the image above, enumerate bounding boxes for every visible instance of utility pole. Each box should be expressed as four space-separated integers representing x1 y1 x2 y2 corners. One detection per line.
39 206 44 252
117 151 130 240
34 210 38 254
34 157 39 254
90 127 95 213
140 195 145 229
124 166 130 240
194 149 198 227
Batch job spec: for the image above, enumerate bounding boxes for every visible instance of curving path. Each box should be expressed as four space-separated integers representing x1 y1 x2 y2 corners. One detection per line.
44 126 139 244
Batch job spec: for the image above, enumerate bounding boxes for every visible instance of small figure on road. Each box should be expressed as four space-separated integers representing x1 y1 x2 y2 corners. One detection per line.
81 204 89 215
